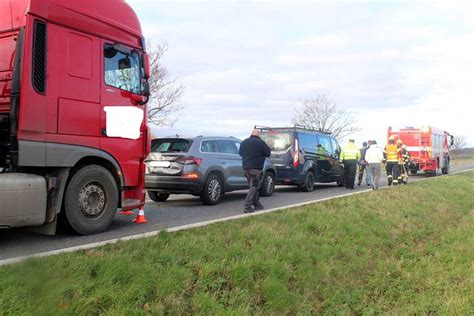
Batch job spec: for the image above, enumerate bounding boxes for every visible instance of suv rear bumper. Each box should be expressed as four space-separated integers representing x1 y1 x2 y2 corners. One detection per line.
145 174 203 194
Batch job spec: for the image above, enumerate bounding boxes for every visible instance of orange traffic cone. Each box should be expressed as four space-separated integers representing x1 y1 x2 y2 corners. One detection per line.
133 206 148 224
119 209 135 215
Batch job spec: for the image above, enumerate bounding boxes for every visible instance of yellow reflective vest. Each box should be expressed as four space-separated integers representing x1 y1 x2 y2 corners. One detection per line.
384 144 398 162
341 143 360 161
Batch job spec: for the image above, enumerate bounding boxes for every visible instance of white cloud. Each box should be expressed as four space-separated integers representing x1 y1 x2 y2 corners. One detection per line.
128 0 474 146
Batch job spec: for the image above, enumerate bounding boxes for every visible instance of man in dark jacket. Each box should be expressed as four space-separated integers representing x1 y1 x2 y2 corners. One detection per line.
239 129 271 213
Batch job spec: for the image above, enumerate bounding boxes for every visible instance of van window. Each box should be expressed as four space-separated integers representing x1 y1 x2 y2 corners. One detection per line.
104 44 141 94
317 135 333 155
261 132 294 151
215 140 239 154
330 137 341 157
298 133 318 153
151 139 192 153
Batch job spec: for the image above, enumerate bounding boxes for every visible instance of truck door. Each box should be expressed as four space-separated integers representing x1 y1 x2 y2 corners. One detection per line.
100 40 147 187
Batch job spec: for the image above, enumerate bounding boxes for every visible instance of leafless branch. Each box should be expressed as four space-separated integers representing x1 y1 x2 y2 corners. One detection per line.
292 94 360 141
146 42 186 127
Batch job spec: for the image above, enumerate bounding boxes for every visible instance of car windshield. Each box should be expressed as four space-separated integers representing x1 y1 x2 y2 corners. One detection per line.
151 139 192 153
260 131 294 151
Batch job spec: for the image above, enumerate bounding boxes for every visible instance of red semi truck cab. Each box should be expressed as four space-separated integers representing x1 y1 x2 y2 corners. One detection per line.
387 127 453 175
0 0 151 234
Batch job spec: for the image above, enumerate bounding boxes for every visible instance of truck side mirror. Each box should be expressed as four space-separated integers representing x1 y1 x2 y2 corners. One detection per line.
143 53 150 79
450 135 454 146
142 81 150 97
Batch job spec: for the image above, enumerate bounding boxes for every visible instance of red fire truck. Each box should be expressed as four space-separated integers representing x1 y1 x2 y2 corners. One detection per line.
387 127 453 176
0 0 151 234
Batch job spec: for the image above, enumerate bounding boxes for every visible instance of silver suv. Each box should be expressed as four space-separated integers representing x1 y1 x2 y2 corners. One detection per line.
145 136 276 205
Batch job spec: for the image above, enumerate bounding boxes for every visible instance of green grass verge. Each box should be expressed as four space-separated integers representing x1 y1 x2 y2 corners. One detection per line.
1 172 473 315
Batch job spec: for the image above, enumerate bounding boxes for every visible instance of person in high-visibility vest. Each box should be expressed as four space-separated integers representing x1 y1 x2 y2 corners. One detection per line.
341 139 361 189
399 144 410 184
384 136 399 186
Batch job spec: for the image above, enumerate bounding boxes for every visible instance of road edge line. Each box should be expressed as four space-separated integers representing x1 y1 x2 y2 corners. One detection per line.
1 168 472 266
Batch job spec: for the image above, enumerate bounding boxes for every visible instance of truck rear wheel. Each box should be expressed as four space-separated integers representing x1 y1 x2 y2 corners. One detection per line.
64 165 118 235
442 159 450 174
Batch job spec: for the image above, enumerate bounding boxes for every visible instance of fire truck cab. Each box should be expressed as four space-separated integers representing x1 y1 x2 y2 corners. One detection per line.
0 0 150 235
387 127 453 176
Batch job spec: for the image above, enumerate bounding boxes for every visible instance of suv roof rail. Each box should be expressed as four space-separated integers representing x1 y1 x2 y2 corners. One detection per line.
254 124 332 135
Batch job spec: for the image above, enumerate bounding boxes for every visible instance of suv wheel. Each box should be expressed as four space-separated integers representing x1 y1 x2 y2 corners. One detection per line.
259 171 275 197
200 174 224 205
148 191 170 202
301 171 315 192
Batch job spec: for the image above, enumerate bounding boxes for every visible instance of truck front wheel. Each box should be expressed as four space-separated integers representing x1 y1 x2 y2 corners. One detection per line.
64 165 118 235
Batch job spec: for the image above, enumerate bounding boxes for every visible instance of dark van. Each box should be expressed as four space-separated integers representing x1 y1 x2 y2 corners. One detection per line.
258 126 344 191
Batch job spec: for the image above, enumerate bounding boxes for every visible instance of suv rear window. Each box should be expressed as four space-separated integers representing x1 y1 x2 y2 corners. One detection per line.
151 139 192 153
261 132 294 151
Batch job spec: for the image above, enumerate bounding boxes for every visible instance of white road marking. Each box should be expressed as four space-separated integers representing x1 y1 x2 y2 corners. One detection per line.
1 168 472 267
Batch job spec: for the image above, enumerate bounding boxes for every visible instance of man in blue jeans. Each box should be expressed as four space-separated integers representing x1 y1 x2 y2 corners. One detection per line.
239 129 271 213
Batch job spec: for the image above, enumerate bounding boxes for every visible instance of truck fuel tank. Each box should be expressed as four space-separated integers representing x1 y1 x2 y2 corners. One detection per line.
0 173 47 228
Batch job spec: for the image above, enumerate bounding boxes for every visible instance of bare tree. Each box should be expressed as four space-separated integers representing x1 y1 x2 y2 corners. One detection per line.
147 42 185 126
451 134 466 162
292 94 359 140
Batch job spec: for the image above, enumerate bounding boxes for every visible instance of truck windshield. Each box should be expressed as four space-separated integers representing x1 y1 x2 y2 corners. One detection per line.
260 132 294 151
104 44 141 94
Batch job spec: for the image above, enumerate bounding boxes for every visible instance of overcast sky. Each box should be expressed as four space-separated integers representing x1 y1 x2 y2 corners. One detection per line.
128 0 474 146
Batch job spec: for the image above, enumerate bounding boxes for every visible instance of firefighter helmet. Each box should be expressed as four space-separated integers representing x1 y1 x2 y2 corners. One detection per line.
388 135 395 144
397 139 403 145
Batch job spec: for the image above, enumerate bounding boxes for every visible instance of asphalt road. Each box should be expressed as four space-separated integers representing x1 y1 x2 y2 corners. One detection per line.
1 163 473 261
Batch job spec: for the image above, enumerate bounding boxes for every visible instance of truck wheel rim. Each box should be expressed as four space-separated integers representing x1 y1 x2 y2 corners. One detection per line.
208 179 221 201
78 182 106 218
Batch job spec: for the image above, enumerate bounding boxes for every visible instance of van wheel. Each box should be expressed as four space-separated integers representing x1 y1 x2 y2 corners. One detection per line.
63 165 118 235
301 171 315 192
259 171 275 197
148 191 170 202
200 174 223 205
337 174 345 187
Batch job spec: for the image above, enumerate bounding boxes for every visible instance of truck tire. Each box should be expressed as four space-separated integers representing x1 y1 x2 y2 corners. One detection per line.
64 165 118 235
442 159 450 174
300 171 315 192
200 173 224 205
148 191 170 202
259 171 275 197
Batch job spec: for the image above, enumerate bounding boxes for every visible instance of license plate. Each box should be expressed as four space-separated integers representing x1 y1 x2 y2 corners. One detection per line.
149 161 170 168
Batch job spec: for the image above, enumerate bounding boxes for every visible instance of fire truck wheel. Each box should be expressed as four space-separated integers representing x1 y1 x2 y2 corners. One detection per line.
64 165 118 235
442 159 450 174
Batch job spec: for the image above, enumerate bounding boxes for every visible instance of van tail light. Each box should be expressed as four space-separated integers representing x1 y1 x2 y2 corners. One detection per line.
176 156 202 166
293 139 299 167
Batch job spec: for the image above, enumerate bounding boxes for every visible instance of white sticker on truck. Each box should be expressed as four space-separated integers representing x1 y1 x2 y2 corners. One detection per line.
104 106 143 140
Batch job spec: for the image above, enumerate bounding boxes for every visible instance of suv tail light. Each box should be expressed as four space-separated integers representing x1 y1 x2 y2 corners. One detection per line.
293 139 299 167
176 156 202 166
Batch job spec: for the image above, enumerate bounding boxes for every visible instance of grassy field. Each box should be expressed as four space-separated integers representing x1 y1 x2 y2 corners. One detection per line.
1 172 473 315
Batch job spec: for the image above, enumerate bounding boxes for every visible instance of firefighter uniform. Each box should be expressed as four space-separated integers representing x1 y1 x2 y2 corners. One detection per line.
384 137 399 186
341 140 361 189
399 146 410 184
